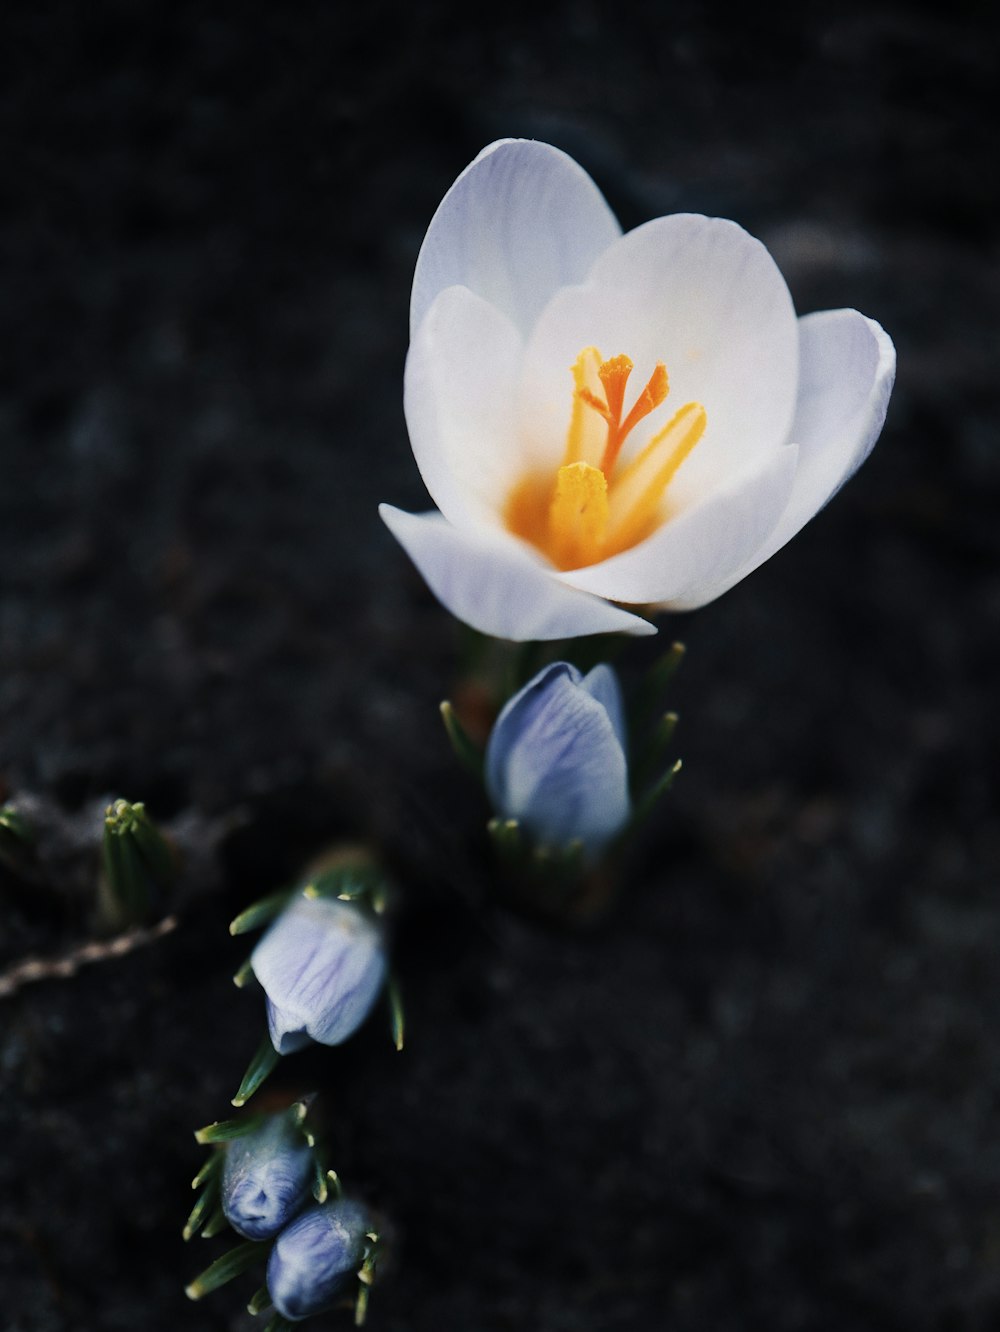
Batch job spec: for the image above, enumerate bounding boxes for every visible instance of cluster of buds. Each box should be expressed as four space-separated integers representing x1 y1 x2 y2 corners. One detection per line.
186 853 398 1326
186 1102 382 1326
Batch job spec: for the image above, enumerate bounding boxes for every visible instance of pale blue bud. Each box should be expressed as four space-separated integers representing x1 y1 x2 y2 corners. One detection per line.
221 1112 313 1241
485 662 630 858
251 894 387 1055
266 1198 372 1321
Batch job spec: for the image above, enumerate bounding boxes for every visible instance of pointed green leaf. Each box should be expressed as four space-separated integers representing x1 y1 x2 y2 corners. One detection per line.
263 1314 296 1332
387 974 405 1052
439 700 484 777
0 805 35 843
233 955 256 989
185 1240 263 1300
200 1204 230 1239
194 1113 266 1145
191 1151 222 1190
229 890 294 937
247 1285 272 1316
633 758 683 829
183 1180 218 1241
305 862 379 902
232 1035 281 1108
355 1284 370 1326
487 817 522 860
129 815 177 885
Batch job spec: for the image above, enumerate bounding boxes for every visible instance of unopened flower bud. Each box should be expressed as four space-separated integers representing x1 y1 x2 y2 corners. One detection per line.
266 1198 374 1321
485 662 630 859
251 893 386 1055
221 1111 314 1241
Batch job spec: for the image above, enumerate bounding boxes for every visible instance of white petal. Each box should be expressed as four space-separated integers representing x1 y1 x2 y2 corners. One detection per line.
404 285 528 529
410 139 622 341
521 214 800 484
558 443 799 605
380 504 656 641
581 663 628 751
676 309 895 605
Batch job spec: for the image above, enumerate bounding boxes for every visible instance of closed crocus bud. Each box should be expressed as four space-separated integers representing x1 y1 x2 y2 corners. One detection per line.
486 661 630 859
251 893 387 1055
266 1198 373 1321
221 1111 314 1241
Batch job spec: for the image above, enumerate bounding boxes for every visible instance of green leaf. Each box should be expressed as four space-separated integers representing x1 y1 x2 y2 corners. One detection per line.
632 710 679 793
185 1240 263 1300
191 1151 222 1190
129 814 177 885
233 955 256 988
263 1314 297 1332
387 974 405 1052
232 1036 281 1108
487 817 522 860
229 890 294 937
354 1284 370 1326
194 1113 266 1145
0 804 35 844
200 1204 230 1239
439 700 484 777
247 1285 272 1316
647 640 686 695
305 862 379 902
183 1180 219 1241
632 759 683 829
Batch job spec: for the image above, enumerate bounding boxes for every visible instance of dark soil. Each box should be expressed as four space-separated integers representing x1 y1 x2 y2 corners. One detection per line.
1 4 997 1330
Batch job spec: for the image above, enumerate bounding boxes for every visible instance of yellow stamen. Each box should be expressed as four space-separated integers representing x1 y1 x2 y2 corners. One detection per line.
570 354 671 479
610 362 669 467
606 402 707 554
547 461 608 570
503 346 706 571
562 347 607 468
597 354 633 430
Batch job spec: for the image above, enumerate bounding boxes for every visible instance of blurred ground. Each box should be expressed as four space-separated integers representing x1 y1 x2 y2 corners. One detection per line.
1 3 998 1329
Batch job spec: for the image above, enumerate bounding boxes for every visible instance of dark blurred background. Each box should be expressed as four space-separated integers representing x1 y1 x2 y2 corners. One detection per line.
1 3 997 1329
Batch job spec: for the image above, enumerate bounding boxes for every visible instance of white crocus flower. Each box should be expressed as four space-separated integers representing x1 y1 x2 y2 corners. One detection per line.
380 139 895 642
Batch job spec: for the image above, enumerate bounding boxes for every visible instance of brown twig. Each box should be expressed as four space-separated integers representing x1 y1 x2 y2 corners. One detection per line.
0 915 179 999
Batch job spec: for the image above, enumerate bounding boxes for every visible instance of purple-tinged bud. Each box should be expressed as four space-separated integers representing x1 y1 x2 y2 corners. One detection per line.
251 893 386 1055
266 1198 373 1321
485 662 630 859
220 1112 314 1241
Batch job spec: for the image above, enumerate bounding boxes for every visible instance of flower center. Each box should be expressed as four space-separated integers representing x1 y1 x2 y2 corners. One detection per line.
505 348 706 571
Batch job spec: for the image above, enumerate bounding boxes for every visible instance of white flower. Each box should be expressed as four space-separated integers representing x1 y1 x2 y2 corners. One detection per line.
485 661 630 859
251 893 386 1054
380 139 895 641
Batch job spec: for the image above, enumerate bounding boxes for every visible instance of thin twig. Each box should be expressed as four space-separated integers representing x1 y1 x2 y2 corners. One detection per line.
0 915 178 999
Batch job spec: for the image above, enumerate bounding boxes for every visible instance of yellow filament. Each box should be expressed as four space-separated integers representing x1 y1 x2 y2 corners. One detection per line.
606 402 707 553
562 347 606 468
504 346 706 571
547 461 608 570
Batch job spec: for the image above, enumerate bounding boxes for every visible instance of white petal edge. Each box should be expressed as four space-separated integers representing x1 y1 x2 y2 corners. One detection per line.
380 503 656 641
520 213 800 486
672 309 896 607
404 285 526 529
410 139 622 341
558 442 799 605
